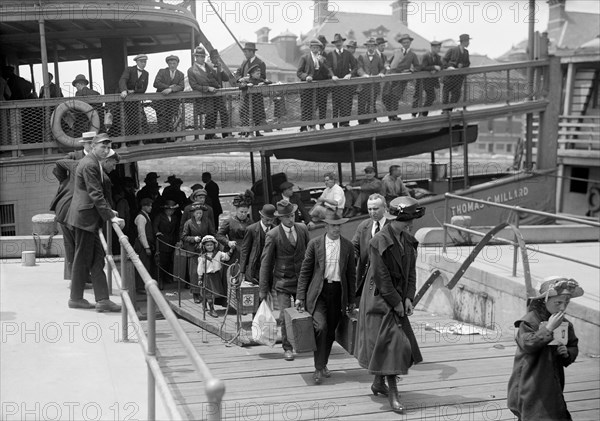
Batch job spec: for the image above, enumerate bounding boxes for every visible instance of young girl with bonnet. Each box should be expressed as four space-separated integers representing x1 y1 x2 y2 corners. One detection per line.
197 235 231 318
507 276 584 420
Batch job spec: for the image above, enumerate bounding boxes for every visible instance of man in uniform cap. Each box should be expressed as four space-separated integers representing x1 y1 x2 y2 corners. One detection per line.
153 55 185 142
296 213 356 384
442 34 471 112
414 40 443 117
118 54 150 136
66 133 124 312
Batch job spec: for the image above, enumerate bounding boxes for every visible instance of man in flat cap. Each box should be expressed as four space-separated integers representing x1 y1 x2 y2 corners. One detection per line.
327 33 357 128
297 38 333 132
383 34 421 121
153 55 185 142
442 34 471 112
118 54 150 135
66 133 124 312
414 40 443 117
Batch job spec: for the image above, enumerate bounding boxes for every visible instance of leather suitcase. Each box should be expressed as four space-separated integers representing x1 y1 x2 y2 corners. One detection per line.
283 307 316 353
335 309 359 355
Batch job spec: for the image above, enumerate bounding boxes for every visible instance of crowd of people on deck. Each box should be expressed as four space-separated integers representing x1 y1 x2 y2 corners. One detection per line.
51 127 585 417
4 32 473 143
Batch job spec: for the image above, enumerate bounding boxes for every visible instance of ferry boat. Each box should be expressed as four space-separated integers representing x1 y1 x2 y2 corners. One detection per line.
1 1 598 420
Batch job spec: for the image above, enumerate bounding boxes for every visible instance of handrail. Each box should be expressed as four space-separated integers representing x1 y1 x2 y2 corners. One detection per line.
101 221 225 421
0 59 550 152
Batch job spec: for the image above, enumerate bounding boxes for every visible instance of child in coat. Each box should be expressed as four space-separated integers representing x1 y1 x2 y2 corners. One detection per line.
507 276 584 420
197 235 231 317
239 63 271 137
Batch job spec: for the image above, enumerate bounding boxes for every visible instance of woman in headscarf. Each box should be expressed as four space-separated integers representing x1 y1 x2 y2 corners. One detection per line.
181 204 215 303
355 196 425 414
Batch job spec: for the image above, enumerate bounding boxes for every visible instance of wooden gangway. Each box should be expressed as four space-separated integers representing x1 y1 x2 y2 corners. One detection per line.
145 311 600 420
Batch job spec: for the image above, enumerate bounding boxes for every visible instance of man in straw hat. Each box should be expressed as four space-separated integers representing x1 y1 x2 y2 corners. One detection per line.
260 199 310 361
240 204 276 285
357 38 386 124
65 131 96 160
442 34 471 112
355 196 425 414
66 133 125 312
414 40 443 117
297 38 333 132
383 33 420 121
188 46 234 139
507 276 583 420
327 33 357 128
296 213 356 384
153 55 185 142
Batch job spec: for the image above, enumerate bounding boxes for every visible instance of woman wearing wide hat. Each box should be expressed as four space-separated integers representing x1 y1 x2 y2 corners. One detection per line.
355 196 425 414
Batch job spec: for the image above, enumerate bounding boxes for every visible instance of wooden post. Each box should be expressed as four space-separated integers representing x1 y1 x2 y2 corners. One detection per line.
525 0 536 171
337 162 343 186
537 56 561 172
349 141 356 181
88 58 93 89
371 137 378 175
249 152 256 185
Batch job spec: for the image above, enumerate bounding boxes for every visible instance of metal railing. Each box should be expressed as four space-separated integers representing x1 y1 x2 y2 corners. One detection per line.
0 60 550 154
100 220 224 421
442 192 600 275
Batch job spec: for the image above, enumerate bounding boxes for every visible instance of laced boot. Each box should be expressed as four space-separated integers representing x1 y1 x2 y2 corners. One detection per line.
386 375 405 414
370 375 388 396
207 300 218 318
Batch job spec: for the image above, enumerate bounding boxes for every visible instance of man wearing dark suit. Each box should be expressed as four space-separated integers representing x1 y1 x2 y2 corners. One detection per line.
357 38 386 124
297 38 333 132
259 199 310 361
235 42 266 82
73 74 100 97
351 194 388 300
327 33 357 128
118 54 150 135
39 72 63 99
272 181 314 228
296 214 356 384
188 46 233 139
65 133 124 312
153 55 185 142
414 41 443 117
442 34 471 112
240 204 275 285
153 200 180 285
202 172 222 228
384 34 420 120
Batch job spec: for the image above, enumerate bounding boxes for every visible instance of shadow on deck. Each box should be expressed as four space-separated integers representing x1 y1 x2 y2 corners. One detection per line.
144 307 600 420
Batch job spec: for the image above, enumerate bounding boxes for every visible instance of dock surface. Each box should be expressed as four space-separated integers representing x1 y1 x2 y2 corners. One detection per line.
150 311 600 420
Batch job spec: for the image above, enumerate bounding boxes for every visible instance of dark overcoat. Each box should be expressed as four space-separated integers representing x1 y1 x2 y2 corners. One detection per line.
296 234 356 314
355 223 423 375
351 218 388 298
153 68 185 93
239 221 268 282
65 153 115 232
50 159 79 225
259 223 309 296
507 307 578 420
118 66 149 93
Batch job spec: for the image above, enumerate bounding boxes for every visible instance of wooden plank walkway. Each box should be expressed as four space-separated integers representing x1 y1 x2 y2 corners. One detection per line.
145 309 600 420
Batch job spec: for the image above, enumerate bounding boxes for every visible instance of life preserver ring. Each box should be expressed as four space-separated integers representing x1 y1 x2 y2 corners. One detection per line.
588 186 600 213
51 99 100 148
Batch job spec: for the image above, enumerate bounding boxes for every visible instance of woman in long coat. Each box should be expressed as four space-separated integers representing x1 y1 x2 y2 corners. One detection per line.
355 196 424 414
181 204 215 303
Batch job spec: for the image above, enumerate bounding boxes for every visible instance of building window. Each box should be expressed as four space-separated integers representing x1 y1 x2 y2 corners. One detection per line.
570 167 589 194
488 143 494 153
496 143 505 152
478 143 487 150
0 203 16 236
506 144 513 153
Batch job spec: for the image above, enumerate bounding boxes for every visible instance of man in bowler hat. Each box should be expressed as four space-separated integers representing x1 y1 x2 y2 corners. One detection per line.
259 199 310 361
296 214 356 384
239 204 276 285
327 33 357 127
235 42 266 82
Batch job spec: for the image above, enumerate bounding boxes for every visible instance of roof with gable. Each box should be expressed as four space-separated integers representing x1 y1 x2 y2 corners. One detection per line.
300 11 431 52
219 41 297 72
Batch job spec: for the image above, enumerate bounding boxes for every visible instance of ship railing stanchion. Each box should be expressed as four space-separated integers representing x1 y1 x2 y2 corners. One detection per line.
512 210 520 277
443 193 449 253
106 220 113 294
147 281 157 421
120 240 129 342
